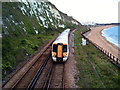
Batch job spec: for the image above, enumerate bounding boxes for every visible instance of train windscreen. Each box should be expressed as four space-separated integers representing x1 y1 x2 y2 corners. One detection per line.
53 45 57 52
63 45 67 52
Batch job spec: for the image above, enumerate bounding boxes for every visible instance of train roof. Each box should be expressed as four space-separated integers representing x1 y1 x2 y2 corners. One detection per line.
53 29 70 44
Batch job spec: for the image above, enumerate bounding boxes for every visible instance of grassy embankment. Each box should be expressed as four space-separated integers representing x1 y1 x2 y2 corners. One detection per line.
2 29 64 79
74 27 120 88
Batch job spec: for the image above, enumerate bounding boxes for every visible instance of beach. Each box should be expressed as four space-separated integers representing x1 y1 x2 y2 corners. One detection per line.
86 25 119 59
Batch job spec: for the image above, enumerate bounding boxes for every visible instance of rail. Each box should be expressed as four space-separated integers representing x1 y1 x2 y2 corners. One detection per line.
81 29 120 69
2 35 58 89
41 63 65 89
27 53 51 89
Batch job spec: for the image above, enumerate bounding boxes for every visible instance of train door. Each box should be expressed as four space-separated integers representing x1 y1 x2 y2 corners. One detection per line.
57 43 63 61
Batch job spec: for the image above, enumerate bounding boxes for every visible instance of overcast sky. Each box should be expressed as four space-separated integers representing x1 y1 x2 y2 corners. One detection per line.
48 0 119 24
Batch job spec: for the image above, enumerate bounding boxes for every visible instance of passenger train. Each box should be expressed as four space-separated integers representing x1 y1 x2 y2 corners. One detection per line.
52 29 70 62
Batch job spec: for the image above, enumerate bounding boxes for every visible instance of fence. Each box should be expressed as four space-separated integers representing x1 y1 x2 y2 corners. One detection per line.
81 29 120 68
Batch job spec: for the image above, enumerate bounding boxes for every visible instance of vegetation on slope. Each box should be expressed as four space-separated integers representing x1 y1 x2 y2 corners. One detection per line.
74 27 120 88
2 1 80 79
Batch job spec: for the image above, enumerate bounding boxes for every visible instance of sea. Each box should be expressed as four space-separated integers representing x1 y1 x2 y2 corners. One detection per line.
102 25 120 48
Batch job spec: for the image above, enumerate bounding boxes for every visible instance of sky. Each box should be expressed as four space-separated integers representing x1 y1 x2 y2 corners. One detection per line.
48 0 120 24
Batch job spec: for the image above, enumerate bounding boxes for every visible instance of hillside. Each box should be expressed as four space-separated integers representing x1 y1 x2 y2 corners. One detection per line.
2 0 81 79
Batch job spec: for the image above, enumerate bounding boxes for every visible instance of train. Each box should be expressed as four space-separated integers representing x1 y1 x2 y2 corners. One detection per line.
52 29 70 62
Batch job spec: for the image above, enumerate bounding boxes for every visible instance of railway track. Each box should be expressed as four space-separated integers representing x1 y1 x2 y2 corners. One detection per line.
34 62 65 89
3 55 65 89
2 29 73 89
2 37 65 89
49 63 65 88
27 55 51 89
3 47 52 89
2 38 54 89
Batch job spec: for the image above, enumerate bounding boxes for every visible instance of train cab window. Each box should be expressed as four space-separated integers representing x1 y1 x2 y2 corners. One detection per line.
63 45 67 52
53 45 57 52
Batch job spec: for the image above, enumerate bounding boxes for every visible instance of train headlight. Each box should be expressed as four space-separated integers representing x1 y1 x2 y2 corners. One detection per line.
52 52 56 56
63 52 67 56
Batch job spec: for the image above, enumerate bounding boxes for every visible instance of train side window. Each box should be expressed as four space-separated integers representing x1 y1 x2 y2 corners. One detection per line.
63 45 67 52
53 45 57 52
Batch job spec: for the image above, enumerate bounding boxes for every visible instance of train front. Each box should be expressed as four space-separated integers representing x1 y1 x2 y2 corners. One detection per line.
52 29 70 62
52 43 69 62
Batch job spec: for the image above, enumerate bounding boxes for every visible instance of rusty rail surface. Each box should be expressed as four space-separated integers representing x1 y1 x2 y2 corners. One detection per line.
42 63 65 89
27 54 51 89
81 29 120 69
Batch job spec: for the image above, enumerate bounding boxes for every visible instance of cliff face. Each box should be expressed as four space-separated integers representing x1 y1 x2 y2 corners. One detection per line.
2 0 81 78
2 1 80 36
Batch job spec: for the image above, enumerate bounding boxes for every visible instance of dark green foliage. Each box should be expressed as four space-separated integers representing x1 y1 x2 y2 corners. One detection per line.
2 1 80 79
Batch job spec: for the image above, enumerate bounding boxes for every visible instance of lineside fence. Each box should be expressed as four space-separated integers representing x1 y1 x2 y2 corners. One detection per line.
81 29 120 68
